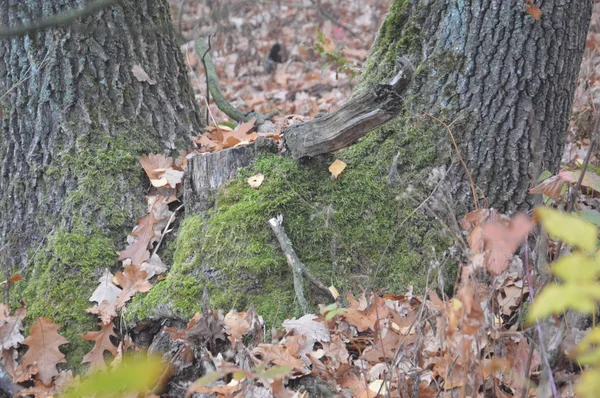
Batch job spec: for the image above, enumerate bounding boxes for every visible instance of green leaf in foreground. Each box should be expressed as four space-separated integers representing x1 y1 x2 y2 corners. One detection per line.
535 207 597 252
62 356 165 398
529 282 600 321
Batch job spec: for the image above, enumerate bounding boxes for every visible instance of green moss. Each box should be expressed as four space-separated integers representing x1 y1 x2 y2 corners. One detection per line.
15 228 116 370
130 112 455 327
14 119 163 369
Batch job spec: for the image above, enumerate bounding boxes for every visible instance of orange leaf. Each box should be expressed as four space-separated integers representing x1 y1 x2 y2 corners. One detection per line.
20 318 69 386
524 0 542 20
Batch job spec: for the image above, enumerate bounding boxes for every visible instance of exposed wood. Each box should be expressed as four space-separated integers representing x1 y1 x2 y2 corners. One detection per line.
283 60 413 159
183 138 276 213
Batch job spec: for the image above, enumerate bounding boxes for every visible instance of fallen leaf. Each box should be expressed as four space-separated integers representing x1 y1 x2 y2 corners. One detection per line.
118 213 157 266
89 269 122 306
247 173 265 188
132 64 157 85
141 253 168 279
20 317 69 386
329 159 347 178
81 322 118 372
113 264 153 308
0 305 26 351
86 300 118 325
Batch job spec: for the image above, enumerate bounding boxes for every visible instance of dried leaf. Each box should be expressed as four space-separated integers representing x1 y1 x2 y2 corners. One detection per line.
141 253 168 279
86 300 118 325
224 311 251 349
247 173 265 188
20 318 69 386
118 213 157 266
0 306 26 350
113 264 153 308
132 64 156 85
328 159 347 178
89 268 122 306
81 322 118 372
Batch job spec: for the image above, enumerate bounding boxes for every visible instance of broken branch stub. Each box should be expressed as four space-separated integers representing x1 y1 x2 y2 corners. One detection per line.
283 61 413 159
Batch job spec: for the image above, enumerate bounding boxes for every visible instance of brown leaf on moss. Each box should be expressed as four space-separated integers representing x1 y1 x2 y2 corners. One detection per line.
20 318 68 386
113 264 152 308
118 213 157 266
81 322 118 372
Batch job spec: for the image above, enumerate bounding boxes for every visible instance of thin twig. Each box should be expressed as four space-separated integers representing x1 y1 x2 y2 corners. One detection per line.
152 204 184 257
269 215 335 313
0 0 121 39
424 113 479 210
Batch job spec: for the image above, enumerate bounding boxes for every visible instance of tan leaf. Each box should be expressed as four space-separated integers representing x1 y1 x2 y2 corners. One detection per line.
141 253 168 279
86 300 118 325
0 306 26 350
132 64 156 85
529 174 566 199
113 264 152 308
20 318 69 386
247 173 265 188
328 159 347 178
224 311 251 349
81 322 118 372
139 154 173 180
118 213 157 266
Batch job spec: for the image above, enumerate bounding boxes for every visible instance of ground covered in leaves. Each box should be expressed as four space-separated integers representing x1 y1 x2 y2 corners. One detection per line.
2 1 600 397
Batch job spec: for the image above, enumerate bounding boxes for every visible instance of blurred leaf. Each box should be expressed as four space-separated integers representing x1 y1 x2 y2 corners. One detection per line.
529 283 600 321
62 356 165 398
535 207 597 252
552 253 600 282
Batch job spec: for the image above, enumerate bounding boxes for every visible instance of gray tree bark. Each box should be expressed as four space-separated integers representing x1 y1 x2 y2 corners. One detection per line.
0 0 203 363
360 0 593 214
0 0 202 267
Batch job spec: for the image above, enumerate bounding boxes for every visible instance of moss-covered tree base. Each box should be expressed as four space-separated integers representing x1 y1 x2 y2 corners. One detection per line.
128 115 457 327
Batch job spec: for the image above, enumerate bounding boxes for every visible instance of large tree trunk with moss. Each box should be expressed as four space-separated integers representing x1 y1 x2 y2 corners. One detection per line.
129 0 592 331
0 0 202 364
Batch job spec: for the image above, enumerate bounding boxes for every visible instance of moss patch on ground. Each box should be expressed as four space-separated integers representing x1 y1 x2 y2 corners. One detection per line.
130 111 456 327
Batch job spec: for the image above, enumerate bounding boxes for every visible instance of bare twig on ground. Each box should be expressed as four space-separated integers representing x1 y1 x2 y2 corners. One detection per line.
268 215 335 314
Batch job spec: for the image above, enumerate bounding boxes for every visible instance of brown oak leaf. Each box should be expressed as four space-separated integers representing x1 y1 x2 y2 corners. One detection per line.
20 318 68 386
81 322 118 372
113 264 152 308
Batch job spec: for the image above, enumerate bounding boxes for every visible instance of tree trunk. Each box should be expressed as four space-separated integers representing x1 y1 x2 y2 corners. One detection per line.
359 0 593 213
0 0 202 364
129 0 593 332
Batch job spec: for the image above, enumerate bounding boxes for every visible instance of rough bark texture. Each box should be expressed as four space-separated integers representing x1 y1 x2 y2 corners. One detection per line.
359 0 592 213
0 0 202 364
